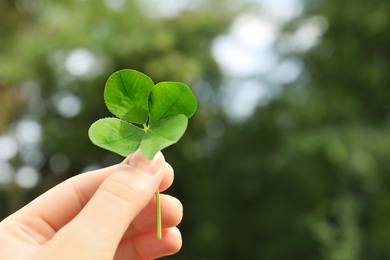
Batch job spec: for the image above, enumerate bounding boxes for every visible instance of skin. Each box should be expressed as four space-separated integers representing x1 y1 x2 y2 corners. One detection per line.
0 150 183 259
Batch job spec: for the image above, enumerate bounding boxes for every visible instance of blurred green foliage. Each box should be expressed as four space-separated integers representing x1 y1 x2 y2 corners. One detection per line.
1 0 390 259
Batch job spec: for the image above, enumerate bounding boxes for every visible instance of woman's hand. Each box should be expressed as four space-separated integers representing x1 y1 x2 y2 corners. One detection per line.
0 150 182 259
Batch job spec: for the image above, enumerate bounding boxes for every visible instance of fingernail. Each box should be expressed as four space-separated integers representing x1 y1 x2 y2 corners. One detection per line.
127 150 163 175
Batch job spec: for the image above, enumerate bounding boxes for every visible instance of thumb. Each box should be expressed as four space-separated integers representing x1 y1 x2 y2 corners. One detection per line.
55 150 165 255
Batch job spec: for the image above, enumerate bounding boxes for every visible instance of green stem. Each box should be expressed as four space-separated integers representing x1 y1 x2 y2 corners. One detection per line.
156 189 162 240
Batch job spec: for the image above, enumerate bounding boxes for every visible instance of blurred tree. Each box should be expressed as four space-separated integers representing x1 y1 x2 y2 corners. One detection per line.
1 0 390 259
173 0 390 259
0 85 24 134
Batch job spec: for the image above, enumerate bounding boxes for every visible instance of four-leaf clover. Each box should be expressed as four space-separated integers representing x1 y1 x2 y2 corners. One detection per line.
89 69 197 160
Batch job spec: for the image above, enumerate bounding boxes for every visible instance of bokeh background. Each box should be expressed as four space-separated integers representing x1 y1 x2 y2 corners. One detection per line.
1 0 390 259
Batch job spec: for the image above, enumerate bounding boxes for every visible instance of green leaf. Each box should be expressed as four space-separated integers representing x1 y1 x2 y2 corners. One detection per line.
104 69 154 124
140 114 188 159
149 82 197 125
89 118 144 157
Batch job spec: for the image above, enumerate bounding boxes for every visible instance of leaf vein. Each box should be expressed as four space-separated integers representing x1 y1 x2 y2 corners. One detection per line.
97 132 143 145
156 89 183 120
147 128 176 142
119 72 132 100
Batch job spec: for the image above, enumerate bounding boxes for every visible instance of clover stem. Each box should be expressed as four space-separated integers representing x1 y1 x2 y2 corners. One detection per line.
156 189 162 240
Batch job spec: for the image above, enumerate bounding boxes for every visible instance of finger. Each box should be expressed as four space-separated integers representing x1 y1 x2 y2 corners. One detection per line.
159 162 174 192
2 165 117 243
115 227 182 260
123 194 183 238
53 150 166 253
122 155 173 193
9 154 173 238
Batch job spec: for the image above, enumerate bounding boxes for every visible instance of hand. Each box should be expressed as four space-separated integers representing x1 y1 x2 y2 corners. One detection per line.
0 150 183 259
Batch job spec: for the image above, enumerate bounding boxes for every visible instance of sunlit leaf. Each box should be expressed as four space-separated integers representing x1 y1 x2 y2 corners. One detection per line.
88 117 144 157
104 69 154 124
149 82 197 125
140 114 188 159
